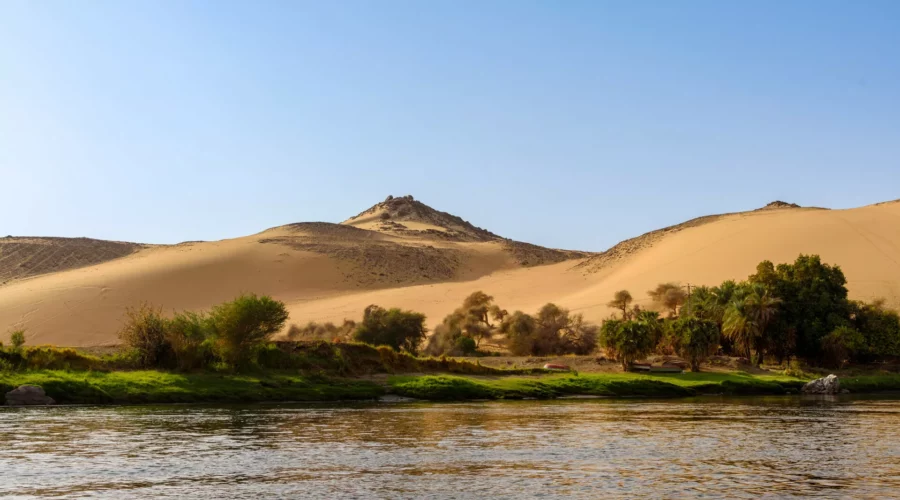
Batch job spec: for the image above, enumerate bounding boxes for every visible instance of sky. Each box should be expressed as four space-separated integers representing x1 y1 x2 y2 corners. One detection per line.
1 1 898 251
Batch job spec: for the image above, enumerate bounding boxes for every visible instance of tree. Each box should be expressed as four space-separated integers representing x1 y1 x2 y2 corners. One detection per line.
208 294 289 367
751 254 849 361
501 311 539 356
353 305 428 354
488 305 508 324
599 318 656 371
745 283 781 366
462 291 494 326
681 286 714 320
821 325 864 368
500 304 598 356
723 297 756 360
648 283 687 317
850 299 900 360
606 290 633 319
671 317 719 371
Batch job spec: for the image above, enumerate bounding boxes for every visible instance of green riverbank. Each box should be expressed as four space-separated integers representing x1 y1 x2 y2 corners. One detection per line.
4 369 900 405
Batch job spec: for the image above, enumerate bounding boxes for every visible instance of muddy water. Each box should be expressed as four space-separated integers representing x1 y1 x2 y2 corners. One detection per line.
2 396 899 498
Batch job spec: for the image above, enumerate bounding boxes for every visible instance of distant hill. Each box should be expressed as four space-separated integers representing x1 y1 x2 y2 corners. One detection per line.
0 196 587 345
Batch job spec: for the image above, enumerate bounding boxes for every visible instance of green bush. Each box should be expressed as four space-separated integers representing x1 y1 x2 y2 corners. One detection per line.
118 304 173 368
166 311 214 370
671 317 719 371
9 329 26 350
821 325 864 368
599 318 656 370
455 335 477 355
353 305 427 354
207 294 289 368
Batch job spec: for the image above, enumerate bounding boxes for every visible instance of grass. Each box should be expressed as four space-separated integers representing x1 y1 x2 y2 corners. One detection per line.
0 370 383 405
387 371 810 401
839 374 900 393
3 342 900 405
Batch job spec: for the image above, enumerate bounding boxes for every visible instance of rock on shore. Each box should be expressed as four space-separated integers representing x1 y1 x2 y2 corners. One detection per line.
5 385 56 406
801 374 840 395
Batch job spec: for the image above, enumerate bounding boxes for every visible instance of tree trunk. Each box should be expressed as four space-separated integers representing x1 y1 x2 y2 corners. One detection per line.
691 359 700 372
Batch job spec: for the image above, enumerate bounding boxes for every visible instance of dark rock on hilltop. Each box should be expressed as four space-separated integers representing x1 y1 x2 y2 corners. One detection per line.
757 201 801 210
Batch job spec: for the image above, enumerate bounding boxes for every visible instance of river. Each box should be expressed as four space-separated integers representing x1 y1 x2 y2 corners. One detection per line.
1 396 899 498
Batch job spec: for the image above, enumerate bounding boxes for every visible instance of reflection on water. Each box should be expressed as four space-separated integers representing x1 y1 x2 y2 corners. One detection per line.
2 396 900 498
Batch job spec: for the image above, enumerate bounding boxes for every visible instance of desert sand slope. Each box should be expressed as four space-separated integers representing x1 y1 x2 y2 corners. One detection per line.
0 219 532 345
1 200 899 346
0 237 144 284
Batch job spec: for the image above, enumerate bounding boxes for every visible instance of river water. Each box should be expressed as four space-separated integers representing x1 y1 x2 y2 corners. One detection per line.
1 396 899 499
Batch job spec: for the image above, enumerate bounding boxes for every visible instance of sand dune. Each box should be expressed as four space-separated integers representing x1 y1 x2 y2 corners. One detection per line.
1 197 899 346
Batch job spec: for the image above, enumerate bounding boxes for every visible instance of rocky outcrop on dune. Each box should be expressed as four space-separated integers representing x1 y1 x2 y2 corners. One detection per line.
755 200 802 211
343 195 588 267
0 236 145 284
343 195 500 242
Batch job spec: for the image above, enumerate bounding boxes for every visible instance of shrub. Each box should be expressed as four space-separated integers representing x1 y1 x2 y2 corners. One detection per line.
502 305 598 356
118 304 173 368
671 317 719 371
166 311 213 370
287 320 356 342
455 335 477 355
207 294 290 368
423 322 475 356
501 311 539 355
9 329 25 350
353 305 427 354
821 325 864 368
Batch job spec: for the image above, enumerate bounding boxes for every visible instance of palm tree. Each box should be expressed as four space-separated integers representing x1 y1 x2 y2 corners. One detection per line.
710 280 739 354
710 281 738 325
723 298 756 360
683 286 714 319
745 283 781 367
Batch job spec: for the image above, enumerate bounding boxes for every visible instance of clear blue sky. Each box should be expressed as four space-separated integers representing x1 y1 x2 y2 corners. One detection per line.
2 1 898 251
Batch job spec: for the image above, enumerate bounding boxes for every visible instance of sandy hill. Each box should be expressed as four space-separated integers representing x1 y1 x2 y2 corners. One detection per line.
1 197 899 347
0 196 587 345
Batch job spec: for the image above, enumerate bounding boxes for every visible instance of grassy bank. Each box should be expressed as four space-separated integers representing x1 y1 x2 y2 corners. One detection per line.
4 341 900 405
0 370 383 405
3 370 900 405
386 371 811 401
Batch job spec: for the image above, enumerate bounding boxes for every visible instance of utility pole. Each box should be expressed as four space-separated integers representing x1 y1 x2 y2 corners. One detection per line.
684 283 693 316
